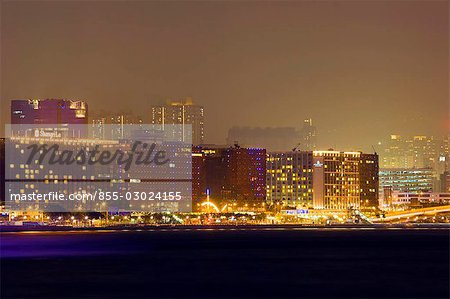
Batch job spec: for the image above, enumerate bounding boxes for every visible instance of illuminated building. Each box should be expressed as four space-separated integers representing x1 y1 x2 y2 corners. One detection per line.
11 99 88 125
150 97 204 145
390 191 450 210
359 153 379 209
312 151 361 210
440 171 450 192
90 112 144 139
299 118 317 150
266 151 313 209
379 168 434 193
380 135 437 169
192 145 266 211
379 168 435 209
267 150 378 211
5 136 125 212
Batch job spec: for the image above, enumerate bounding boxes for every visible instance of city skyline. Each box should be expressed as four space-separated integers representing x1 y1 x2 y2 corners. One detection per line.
1 1 448 151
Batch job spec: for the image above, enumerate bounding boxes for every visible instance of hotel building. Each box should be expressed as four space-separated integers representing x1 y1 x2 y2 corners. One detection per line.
312 151 361 210
267 150 379 210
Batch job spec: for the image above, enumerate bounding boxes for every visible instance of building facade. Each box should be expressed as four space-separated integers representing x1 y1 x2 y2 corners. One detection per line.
267 150 379 211
266 151 313 209
150 98 204 145
379 168 435 209
390 191 450 210
11 99 88 125
359 153 379 209
192 145 266 211
312 151 361 210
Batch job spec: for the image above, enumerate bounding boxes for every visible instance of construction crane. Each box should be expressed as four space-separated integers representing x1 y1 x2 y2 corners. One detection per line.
292 143 301 151
371 145 378 155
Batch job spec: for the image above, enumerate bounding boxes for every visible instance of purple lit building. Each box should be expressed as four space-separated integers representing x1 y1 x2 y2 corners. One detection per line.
192 145 266 211
11 99 88 125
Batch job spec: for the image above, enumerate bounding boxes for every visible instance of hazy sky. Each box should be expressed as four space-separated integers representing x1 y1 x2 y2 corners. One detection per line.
1 0 448 151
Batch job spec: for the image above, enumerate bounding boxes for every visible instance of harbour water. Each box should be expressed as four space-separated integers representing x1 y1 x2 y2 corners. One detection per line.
1 228 449 298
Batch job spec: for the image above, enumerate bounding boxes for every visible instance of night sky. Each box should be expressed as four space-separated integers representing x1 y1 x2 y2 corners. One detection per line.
1 1 448 150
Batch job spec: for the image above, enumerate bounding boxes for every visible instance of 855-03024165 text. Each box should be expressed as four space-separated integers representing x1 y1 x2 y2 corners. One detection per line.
9 191 183 202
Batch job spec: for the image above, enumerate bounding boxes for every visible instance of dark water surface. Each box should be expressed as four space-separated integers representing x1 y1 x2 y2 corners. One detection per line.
1 228 449 298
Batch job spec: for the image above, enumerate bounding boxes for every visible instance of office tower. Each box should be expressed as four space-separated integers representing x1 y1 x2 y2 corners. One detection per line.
409 136 436 168
380 135 411 168
11 99 88 125
299 118 317 150
359 153 379 209
380 134 438 169
192 145 266 212
90 111 144 139
379 168 434 199
312 151 361 210
150 97 204 145
266 151 313 209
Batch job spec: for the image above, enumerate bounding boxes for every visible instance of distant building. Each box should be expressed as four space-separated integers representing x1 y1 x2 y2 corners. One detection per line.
150 98 204 145
440 171 450 193
380 135 437 169
299 118 317 150
226 119 317 152
90 111 144 139
11 99 88 125
192 145 266 212
227 127 298 152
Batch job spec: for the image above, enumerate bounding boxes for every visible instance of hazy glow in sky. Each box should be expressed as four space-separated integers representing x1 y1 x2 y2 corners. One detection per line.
1 1 448 150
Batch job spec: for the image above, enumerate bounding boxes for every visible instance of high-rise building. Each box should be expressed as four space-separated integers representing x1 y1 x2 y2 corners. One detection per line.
409 136 436 168
150 98 204 145
380 135 411 168
312 151 361 210
90 111 144 139
267 150 379 210
192 145 266 211
359 153 379 209
11 99 88 125
380 135 437 169
299 119 317 150
266 151 313 208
